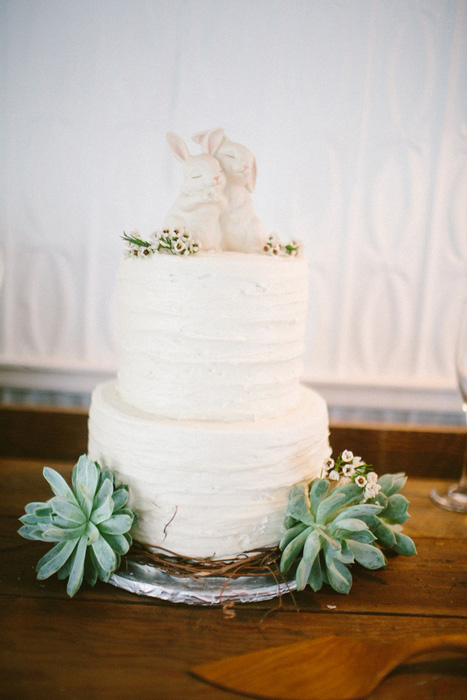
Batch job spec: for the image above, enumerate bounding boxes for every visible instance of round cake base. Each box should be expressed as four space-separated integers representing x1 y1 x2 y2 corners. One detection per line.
109 559 296 605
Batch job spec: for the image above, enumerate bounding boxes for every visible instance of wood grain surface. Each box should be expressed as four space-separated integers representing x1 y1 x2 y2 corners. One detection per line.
0 412 466 700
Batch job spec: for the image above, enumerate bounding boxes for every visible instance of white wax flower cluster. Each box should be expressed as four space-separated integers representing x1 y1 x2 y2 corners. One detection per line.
123 229 200 257
324 450 382 501
263 234 301 257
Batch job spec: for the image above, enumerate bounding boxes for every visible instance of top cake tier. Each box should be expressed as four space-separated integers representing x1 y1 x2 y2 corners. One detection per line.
117 251 309 421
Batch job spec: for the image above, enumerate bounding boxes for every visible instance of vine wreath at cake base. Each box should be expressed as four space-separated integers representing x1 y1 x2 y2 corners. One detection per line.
18 129 416 603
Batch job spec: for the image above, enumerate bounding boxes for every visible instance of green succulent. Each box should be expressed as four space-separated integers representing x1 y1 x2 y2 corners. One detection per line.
18 455 137 597
280 467 416 595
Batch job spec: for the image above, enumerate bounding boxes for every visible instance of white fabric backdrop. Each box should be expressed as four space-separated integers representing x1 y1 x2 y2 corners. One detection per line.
1 0 466 411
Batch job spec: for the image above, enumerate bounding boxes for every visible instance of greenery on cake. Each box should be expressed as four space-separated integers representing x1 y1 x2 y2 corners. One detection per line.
18 455 137 597
123 229 201 256
280 451 416 595
263 233 301 257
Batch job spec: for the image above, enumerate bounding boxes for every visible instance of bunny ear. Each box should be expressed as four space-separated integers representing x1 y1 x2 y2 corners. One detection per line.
247 156 258 192
192 129 210 145
204 128 225 155
192 128 225 154
166 132 190 162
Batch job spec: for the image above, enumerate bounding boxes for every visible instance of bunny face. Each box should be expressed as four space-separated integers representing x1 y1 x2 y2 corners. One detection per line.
166 130 226 200
182 154 226 198
214 140 257 193
192 130 257 193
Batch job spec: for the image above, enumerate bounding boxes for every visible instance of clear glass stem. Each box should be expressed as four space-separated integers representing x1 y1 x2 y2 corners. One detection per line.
430 432 467 513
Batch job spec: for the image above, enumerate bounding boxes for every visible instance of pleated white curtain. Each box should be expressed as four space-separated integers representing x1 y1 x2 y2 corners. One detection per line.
1 0 466 411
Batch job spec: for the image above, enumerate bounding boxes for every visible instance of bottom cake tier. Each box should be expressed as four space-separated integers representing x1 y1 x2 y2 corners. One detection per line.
88 380 330 560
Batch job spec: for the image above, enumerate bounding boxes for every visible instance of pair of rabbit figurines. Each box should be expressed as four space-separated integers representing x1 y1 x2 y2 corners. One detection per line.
163 128 266 253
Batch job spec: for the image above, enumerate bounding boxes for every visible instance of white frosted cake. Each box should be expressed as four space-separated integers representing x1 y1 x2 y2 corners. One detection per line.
88 128 330 560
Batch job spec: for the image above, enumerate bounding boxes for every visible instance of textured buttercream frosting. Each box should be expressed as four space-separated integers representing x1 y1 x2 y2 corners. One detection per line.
117 251 309 421
88 380 330 559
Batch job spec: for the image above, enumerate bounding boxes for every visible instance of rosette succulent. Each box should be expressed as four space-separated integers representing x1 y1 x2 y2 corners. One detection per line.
18 455 137 597
280 454 416 595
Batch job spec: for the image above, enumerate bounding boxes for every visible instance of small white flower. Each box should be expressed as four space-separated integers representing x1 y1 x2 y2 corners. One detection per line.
341 450 354 463
325 458 335 472
365 482 381 499
329 469 340 481
174 240 186 254
342 464 356 477
355 475 367 488
367 471 379 483
352 456 365 467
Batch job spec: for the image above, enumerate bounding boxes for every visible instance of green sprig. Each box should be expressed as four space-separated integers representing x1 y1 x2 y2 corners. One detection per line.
18 455 137 597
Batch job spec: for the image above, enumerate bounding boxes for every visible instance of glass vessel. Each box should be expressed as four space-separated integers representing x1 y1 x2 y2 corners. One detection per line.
430 300 467 512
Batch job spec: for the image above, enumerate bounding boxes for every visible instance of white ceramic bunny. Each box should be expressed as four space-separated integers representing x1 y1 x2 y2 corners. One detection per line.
163 130 226 251
192 129 266 253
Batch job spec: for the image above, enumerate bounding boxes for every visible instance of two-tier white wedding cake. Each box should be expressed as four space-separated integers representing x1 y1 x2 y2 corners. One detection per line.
87 129 330 560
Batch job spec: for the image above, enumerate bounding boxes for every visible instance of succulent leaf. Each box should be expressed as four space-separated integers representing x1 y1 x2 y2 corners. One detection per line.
72 456 100 518
51 498 87 526
19 513 51 526
330 517 368 534
57 556 73 581
339 542 355 565
346 539 386 570
98 513 134 535
112 486 130 511
36 539 79 580
90 479 114 524
43 467 78 503
66 536 88 597
333 503 383 521
279 522 307 550
42 524 86 541
25 501 49 514
91 533 118 579
378 472 407 497
381 494 410 523
83 551 99 587
308 554 324 591
303 530 320 563
18 525 47 541
316 483 361 524
101 532 131 556
393 531 417 556
286 485 314 524
346 529 376 544
308 479 330 517
296 557 313 590
280 526 312 574
324 544 353 594
85 521 100 543
367 517 397 548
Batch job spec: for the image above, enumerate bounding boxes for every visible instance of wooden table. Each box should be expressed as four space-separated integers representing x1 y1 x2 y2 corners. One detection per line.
1 406 466 699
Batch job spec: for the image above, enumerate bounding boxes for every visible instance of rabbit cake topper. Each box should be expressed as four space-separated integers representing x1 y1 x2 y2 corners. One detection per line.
163 130 226 251
192 128 266 254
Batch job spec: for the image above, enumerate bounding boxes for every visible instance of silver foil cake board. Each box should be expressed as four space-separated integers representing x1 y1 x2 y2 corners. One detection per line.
109 559 296 606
